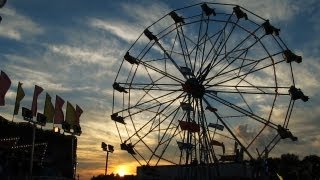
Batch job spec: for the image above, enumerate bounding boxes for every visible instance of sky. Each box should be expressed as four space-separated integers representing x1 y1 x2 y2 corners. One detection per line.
0 0 320 179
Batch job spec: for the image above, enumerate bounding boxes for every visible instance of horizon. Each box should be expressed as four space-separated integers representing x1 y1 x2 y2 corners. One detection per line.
0 0 320 179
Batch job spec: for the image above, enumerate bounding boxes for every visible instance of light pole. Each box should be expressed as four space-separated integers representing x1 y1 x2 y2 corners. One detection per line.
101 142 114 175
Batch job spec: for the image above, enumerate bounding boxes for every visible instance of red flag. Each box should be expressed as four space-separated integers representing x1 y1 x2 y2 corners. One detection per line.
75 105 83 125
0 71 12 106
54 95 65 124
179 120 200 133
31 85 44 116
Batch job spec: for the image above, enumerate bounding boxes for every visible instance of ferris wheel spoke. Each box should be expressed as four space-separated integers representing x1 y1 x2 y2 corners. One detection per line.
201 18 239 77
203 97 254 160
115 90 180 115
204 93 278 128
127 93 184 145
213 59 285 86
132 76 178 105
176 25 194 72
236 88 254 113
126 85 182 92
208 51 282 84
199 100 217 163
207 21 264 75
140 61 185 83
126 92 185 119
193 12 205 72
207 33 264 85
208 129 234 140
147 113 181 163
154 127 183 165
205 89 287 95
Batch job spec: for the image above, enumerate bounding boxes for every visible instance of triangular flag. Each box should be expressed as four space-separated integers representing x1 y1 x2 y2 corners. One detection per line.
54 95 65 124
31 85 43 116
65 101 76 127
44 93 54 123
179 120 200 132
75 105 83 125
0 71 12 106
13 82 25 115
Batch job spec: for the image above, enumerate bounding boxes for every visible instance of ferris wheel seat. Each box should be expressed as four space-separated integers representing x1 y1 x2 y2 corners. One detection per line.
169 11 185 24
263 20 280 36
113 82 128 93
144 29 158 41
111 113 126 124
283 50 302 63
277 125 298 141
121 142 136 155
201 3 216 16
233 6 248 20
124 52 139 65
288 86 309 102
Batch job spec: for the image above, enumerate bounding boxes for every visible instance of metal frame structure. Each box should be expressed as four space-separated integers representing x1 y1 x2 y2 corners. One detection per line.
111 2 307 166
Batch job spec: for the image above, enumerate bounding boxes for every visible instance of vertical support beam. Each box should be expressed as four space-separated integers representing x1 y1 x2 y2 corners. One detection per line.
202 98 254 160
213 112 253 160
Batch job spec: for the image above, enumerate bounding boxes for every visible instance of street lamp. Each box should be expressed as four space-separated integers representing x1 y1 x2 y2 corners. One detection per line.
101 142 114 175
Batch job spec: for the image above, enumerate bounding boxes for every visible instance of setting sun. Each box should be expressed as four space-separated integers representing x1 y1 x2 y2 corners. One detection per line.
116 166 128 177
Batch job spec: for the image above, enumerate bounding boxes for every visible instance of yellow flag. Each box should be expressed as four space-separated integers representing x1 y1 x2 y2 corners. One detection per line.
13 82 25 115
66 101 76 126
44 93 54 123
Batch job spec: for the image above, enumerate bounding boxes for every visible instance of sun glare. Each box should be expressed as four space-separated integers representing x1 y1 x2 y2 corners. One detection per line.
117 167 126 177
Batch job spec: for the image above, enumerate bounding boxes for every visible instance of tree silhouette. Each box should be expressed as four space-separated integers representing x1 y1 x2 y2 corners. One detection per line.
302 155 320 180
279 154 300 180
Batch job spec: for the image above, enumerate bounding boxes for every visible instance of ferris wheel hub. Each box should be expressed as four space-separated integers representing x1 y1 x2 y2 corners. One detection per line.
182 78 205 98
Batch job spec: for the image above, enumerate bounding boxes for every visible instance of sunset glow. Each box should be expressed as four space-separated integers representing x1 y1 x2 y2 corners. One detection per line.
0 1 319 180
116 165 128 177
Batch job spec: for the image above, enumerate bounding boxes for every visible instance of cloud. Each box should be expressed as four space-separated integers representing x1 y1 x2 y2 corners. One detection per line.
89 18 142 43
0 7 44 40
89 1 171 43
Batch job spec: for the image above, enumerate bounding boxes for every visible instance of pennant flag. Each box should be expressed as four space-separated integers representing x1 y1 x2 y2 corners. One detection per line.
179 120 200 133
0 71 12 106
66 101 76 127
13 82 25 115
75 105 83 125
208 123 224 131
44 93 54 123
210 140 225 154
54 95 65 124
31 85 44 116
177 141 193 150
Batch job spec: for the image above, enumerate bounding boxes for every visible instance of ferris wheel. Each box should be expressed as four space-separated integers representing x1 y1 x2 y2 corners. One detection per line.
111 2 308 166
